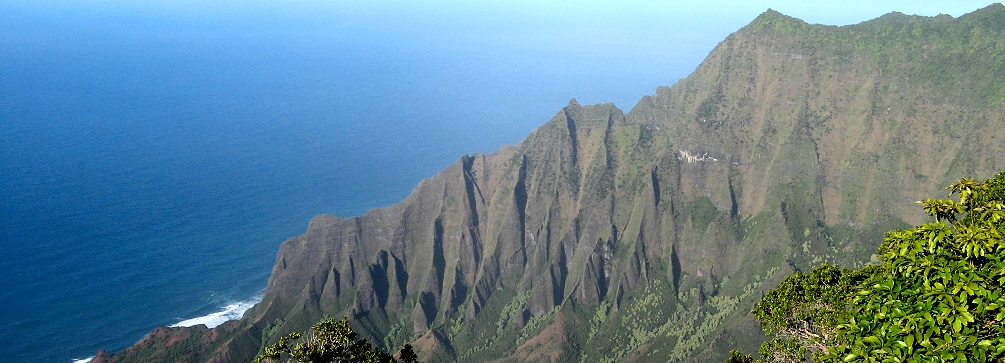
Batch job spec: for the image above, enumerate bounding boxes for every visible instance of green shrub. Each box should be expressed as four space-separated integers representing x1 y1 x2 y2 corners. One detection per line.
740 171 1005 362
254 317 417 363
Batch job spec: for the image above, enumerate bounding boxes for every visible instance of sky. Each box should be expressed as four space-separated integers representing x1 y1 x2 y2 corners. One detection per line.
3 1 998 109
0 1 1000 362
5 1 996 109
6 1 998 55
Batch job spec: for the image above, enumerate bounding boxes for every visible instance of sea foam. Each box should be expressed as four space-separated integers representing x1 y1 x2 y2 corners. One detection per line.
170 295 262 329
63 296 262 362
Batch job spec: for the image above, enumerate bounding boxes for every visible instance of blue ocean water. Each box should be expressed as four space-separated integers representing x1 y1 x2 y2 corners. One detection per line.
0 3 745 363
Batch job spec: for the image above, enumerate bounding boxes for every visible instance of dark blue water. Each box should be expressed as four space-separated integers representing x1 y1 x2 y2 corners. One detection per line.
0 3 740 362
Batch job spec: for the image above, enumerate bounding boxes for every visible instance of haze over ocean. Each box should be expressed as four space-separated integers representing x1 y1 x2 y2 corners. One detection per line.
0 1 991 362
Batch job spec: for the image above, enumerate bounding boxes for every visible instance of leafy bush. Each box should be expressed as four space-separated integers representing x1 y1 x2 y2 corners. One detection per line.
254 317 417 363
739 171 1005 362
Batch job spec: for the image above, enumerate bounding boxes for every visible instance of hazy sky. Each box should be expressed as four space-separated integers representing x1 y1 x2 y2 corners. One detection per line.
2 3 1000 362
6 2 996 63
7 1 997 46
3 1 999 110
8 0 996 19
8 1 996 28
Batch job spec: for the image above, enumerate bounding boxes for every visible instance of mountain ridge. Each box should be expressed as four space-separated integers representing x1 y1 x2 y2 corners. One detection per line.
94 4 1005 362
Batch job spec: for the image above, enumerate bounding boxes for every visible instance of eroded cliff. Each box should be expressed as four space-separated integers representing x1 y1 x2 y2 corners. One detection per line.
97 5 1005 363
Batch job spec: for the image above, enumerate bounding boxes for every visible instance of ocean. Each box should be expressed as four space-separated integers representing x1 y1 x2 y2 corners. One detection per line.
0 3 730 362
3 1 995 362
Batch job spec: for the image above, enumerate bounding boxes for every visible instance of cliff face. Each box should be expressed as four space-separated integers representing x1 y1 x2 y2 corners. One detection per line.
98 4 1005 363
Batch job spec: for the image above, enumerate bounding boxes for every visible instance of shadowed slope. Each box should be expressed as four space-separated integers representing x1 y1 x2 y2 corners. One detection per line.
96 4 1005 363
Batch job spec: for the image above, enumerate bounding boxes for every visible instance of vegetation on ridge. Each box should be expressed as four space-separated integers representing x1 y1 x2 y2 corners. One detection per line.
734 172 1005 362
96 5 1005 363
255 317 418 363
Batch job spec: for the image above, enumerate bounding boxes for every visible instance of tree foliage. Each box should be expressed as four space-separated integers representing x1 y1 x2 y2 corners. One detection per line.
750 263 878 362
254 317 418 363
741 171 1005 362
727 350 756 363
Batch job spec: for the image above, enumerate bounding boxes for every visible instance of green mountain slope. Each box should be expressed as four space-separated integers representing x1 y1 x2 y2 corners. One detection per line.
93 4 1005 363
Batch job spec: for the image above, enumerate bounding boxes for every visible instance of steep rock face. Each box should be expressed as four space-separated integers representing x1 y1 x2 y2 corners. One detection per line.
100 5 1005 363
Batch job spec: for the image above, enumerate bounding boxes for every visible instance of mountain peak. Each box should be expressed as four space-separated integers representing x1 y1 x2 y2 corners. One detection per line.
96 5 1005 363
756 9 800 22
959 2 1005 26
744 8 809 33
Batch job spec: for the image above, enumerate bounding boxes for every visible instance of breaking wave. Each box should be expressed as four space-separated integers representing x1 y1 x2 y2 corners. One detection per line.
170 294 262 328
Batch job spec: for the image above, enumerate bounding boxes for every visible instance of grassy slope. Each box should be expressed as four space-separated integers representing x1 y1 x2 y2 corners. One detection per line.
98 4 1005 363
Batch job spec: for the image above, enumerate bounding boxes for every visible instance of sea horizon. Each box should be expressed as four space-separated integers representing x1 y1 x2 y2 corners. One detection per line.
1 2 994 362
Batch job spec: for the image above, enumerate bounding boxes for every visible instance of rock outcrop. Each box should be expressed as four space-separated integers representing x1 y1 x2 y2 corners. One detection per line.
97 4 1005 363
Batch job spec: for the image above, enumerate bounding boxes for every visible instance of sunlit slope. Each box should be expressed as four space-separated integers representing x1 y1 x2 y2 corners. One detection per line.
94 4 1005 363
